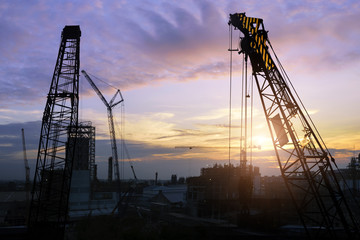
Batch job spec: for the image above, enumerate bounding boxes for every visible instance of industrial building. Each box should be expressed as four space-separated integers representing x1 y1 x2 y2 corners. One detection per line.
186 163 258 220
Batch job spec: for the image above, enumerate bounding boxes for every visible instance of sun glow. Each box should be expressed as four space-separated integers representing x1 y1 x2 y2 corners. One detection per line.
251 135 274 151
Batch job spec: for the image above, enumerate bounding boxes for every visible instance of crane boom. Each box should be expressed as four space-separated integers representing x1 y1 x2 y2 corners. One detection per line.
21 128 30 202
229 13 358 239
82 70 110 108
81 70 124 184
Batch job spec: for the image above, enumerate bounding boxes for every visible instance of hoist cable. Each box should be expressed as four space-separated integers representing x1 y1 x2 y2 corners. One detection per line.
244 56 248 167
228 24 233 166
250 74 254 166
268 40 360 210
240 54 245 162
113 104 126 180
88 72 119 91
268 40 332 158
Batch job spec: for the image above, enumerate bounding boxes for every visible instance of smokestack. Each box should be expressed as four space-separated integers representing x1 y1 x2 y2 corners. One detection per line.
171 174 177 184
155 172 158 185
108 157 113 182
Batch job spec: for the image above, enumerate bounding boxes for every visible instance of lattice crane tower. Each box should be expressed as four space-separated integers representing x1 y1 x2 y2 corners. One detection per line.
229 13 358 239
28 25 81 240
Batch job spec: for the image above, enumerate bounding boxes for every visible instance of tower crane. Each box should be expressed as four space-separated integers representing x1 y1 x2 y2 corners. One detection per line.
81 70 124 188
229 13 359 239
21 128 30 203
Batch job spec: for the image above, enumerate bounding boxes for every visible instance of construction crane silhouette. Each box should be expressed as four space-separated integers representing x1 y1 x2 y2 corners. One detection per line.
229 13 359 239
21 128 30 203
28 25 81 240
81 70 124 212
124 142 138 181
82 70 123 183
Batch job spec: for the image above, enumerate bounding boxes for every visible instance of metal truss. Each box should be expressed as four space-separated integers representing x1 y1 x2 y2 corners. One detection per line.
28 26 81 239
229 13 358 239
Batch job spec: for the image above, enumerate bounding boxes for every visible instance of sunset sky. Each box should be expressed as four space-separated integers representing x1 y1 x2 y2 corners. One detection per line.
0 0 359 180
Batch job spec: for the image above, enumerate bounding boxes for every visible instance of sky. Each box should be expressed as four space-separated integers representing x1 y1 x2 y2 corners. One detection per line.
0 0 359 181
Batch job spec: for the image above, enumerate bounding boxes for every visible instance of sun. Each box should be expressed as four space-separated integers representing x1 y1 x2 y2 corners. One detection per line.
252 135 273 151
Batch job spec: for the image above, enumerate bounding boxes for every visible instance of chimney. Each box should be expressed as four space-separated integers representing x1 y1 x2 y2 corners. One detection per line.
155 172 158 185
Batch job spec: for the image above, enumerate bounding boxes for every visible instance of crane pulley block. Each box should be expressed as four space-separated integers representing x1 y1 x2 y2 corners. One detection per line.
229 13 274 70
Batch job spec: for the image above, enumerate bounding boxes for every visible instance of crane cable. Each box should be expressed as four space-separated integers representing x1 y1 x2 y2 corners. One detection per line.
114 102 139 181
250 73 254 166
242 53 254 167
269 39 345 170
268 40 330 156
228 24 233 166
268 39 360 210
241 52 246 165
114 103 125 180
88 72 119 91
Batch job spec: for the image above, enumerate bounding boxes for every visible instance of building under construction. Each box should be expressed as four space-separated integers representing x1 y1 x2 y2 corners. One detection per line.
67 121 119 219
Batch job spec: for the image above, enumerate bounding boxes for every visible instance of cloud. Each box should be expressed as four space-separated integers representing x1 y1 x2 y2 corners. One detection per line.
0 108 43 124
0 118 357 181
0 143 13 147
261 0 360 73
0 0 359 180
0 0 231 108
2 0 359 109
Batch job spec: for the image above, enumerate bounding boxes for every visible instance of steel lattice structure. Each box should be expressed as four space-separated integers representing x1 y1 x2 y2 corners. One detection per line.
229 13 358 239
28 25 81 239
73 121 96 179
88 123 96 181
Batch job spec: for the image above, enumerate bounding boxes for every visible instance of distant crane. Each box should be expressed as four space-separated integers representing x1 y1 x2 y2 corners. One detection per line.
81 70 124 191
21 128 30 203
124 142 138 181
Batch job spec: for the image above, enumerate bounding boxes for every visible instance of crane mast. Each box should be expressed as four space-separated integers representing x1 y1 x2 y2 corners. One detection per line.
229 13 358 239
81 70 124 184
28 25 80 239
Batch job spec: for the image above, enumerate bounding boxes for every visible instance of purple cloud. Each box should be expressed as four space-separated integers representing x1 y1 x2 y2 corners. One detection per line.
1 0 359 108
